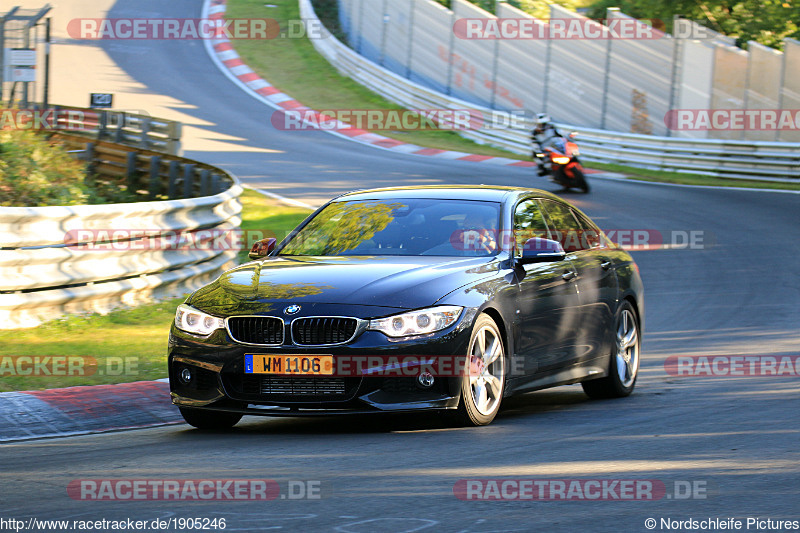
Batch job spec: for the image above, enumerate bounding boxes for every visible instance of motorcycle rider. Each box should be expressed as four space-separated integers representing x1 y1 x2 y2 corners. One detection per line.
531 113 562 177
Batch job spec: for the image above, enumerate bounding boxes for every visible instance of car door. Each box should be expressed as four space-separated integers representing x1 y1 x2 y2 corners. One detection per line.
538 200 619 367
511 199 582 377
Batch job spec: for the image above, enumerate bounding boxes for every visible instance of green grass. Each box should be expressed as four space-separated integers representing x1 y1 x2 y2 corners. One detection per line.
0 190 311 392
0 300 182 392
587 161 800 190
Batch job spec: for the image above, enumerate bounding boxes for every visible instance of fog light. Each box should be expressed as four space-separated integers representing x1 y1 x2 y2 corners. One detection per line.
179 367 193 384
418 372 434 388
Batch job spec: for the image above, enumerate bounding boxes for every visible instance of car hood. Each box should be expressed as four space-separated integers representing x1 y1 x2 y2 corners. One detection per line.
188 255 500 316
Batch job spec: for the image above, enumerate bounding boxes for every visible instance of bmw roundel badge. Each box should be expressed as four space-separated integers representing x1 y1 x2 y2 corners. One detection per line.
284 305 301 315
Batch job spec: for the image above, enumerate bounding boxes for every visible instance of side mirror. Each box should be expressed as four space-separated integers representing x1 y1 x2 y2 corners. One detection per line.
248 237 277 260
518 237 566 264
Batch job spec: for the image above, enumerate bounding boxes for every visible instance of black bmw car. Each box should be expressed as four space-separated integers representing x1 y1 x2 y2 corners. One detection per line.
168 186 643 428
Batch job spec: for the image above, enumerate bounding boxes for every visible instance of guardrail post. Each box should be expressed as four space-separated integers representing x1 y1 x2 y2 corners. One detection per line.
379 0 388 65
148 156 161 199
183 164 195 198
84 142 96 181
200 169 211 196
113 117 124 143
489 32 500 109
140 118 151 150
168 161 180 199
212 173 222 194
98 111 108 139
776 39 788 142
667 15 683 138
126 152 138 193
542 19 553 113
404 0 416 78
445 10 456 96
600 8 617 130
167 121 182 156
356 0 365 54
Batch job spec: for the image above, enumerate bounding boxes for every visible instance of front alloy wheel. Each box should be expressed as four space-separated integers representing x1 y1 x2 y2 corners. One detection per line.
582 301 640 398
457 314 506 426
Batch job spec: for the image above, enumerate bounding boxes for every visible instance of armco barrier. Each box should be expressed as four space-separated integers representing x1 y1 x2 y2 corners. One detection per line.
46 105 182 155
0 134 242 329
300 0 800 181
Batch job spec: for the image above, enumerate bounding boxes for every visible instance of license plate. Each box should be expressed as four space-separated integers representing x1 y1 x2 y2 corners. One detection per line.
245 354 334 375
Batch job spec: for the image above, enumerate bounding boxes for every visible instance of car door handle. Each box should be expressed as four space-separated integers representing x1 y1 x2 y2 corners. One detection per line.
562 270 577 282
601 260 612 270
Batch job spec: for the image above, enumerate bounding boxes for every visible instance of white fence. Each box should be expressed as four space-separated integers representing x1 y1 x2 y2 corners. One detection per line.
336 0 800 144
0 135 241 329
302 0 800 180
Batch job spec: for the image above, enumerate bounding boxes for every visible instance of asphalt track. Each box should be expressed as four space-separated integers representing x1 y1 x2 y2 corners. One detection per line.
1 0 799 531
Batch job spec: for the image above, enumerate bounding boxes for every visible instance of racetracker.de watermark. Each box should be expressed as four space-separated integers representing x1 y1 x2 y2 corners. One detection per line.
0 356 138 377
453 18 663 40
67 479 322 501
270 109 527 131
450 229 710 252
63 229 277 252
62 228 710 252
244 354 522 377
0 109 141 132
664 355 800 377
453 479 711 500
665 109 800 131
67 18 326 40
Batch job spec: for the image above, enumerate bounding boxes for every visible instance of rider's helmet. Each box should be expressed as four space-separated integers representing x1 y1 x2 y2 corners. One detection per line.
534 113 551 134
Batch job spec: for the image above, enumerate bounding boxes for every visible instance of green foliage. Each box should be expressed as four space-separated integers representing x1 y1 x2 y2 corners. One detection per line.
83 173 143 205
309 0 348 42
0 129 89 207
435 0 593 17
586 0 799 50
441 0 798 49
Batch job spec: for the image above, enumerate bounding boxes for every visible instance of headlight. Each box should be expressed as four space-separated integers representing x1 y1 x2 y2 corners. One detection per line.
552 156 571 165
369 306 462 338
174 304 225 336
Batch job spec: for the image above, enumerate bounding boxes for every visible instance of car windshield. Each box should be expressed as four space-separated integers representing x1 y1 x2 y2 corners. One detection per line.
279 198 502 257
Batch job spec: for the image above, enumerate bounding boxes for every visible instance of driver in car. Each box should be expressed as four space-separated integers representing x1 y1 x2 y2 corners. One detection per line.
461 212 498 254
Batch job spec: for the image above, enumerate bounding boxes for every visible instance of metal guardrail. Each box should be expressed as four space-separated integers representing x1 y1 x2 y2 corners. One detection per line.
52 133 231 204
35 104 182 155
299 0 800 182
0 132 242 329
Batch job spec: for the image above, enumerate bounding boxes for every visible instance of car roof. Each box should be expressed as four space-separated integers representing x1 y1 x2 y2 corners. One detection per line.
335 185 563 203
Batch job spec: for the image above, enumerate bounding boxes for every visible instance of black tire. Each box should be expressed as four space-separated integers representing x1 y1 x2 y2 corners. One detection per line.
573 167 590 193
553 167 569 189
179 407 243 429
582 301 640 399
455 314 506 426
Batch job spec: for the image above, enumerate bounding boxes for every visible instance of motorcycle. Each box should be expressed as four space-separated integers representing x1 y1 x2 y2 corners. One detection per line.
536 132 590 194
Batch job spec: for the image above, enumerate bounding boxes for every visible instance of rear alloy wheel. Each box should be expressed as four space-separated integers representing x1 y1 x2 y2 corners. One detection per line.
179 407 243 430
582 301 640 398
457 314 506 426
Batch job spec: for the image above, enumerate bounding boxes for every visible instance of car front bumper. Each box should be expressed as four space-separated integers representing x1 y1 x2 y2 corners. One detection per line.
167 315 475 416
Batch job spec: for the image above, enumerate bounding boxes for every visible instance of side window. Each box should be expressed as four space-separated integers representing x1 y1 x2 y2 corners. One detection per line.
571 210 604 249
513 199 549 257
539 200 585 252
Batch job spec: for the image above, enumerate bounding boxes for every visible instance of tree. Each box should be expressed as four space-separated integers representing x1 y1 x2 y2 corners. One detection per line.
587 0 799 50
